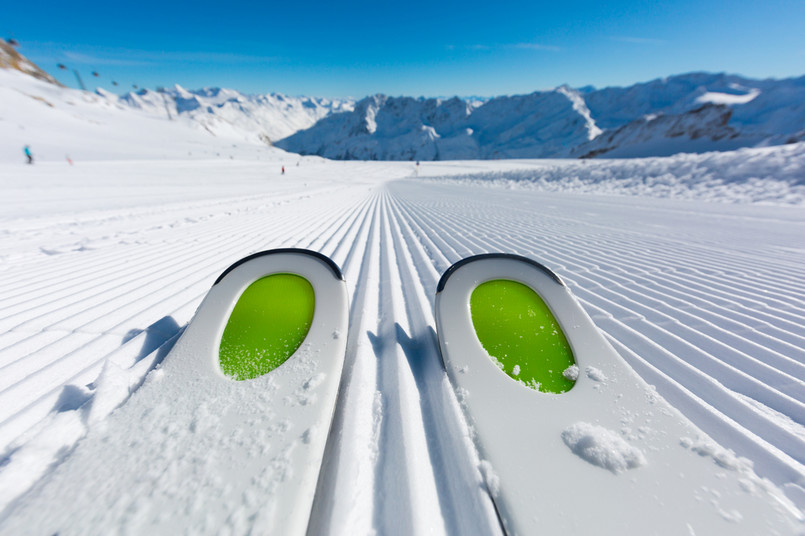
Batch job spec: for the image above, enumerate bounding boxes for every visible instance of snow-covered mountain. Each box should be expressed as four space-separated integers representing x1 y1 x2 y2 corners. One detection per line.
1 40 353 157
3 40 804 161
0 41 351 163
276 88 601 160
0 65 299 163
278 73 805 160
267 95 476 160
104 86 354 145
573 103 744 158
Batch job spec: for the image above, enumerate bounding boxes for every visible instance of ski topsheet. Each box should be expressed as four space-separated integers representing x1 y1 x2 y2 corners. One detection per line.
434 254 801 535
1 249 349 535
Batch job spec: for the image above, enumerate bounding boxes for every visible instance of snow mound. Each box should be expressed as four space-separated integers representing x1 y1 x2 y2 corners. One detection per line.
562 422 647 473
562 365 579 381
424 142 805 206
585 367 608 382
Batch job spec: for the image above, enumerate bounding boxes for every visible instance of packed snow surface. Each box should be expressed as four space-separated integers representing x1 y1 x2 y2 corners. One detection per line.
1 150 804 532
1 68 805 533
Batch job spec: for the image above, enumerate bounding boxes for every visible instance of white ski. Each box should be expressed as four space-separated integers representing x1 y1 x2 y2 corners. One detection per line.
1 249 349 535
434 253 801 535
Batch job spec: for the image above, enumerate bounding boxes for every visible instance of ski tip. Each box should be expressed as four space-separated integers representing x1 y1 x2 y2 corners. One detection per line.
213 248 345 286
436 253 565 294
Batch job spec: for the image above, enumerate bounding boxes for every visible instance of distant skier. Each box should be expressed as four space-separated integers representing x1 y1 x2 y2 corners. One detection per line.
24 145 33 164
282 166 285 175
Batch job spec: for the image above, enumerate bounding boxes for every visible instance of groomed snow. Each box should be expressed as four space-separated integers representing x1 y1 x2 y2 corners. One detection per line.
1 71 804 533
1 151 804 532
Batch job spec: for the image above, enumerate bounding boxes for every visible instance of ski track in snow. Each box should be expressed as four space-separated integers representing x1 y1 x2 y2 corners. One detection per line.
0 159 804 531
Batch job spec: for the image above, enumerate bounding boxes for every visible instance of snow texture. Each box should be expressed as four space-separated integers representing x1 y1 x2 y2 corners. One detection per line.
562 422 647 473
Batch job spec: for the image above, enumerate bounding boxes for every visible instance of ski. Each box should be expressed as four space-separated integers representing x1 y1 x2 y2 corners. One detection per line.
2 249 349 534
434 253 801 535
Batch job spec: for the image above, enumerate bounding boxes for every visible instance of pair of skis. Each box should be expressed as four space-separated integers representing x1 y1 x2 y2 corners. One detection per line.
6 249 799 534
190 249 800 534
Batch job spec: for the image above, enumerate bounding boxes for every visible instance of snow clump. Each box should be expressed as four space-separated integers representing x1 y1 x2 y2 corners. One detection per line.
563 365 579 381
562 422 646 473
585 366 608 382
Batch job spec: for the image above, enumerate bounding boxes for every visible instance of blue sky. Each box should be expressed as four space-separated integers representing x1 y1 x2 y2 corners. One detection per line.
5 0 805 98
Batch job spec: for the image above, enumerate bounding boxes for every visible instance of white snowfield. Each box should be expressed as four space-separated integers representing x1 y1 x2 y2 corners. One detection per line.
1 152 804 534
1 70 805 534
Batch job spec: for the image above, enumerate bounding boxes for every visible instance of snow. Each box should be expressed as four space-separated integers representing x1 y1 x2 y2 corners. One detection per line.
585 366 608 382
696 88 761 106
561 422 647 473
478 460 501 498
420 143 805 205
556 84 603 141
563 364 580 381
1 67 805 533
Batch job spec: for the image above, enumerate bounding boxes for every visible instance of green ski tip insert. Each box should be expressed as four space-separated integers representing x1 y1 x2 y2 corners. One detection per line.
219 273 315 380
470 279 576 393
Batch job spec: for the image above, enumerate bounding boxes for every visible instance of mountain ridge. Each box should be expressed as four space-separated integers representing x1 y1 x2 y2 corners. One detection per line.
103 85 355 146
278 72 805 160
2 41 803 160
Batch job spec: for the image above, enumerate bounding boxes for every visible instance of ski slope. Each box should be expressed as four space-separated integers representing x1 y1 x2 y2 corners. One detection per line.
0 154 804 533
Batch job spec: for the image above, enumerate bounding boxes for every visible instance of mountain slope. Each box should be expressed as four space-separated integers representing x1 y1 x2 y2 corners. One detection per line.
0 39 60 86
1 42 353 157
278 72 805 160
276 88 602 160
0 68 298 163
106 86 354 146
574 103 745 158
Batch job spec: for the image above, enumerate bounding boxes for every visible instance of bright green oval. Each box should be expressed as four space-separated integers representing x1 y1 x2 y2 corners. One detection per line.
219 273 315 380
470 279 576 393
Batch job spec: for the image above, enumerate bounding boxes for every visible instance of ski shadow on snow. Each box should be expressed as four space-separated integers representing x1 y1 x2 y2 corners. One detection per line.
0 319 186 491
122 315 182 364
366 322 490 533
394 322 493 532
51 316 182 415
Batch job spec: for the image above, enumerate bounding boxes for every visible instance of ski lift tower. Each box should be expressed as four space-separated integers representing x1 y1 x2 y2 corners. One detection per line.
57 63 86 91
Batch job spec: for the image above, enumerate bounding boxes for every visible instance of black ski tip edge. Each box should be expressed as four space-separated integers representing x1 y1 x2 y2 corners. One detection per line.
213 248 345 286
436 253 565 294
